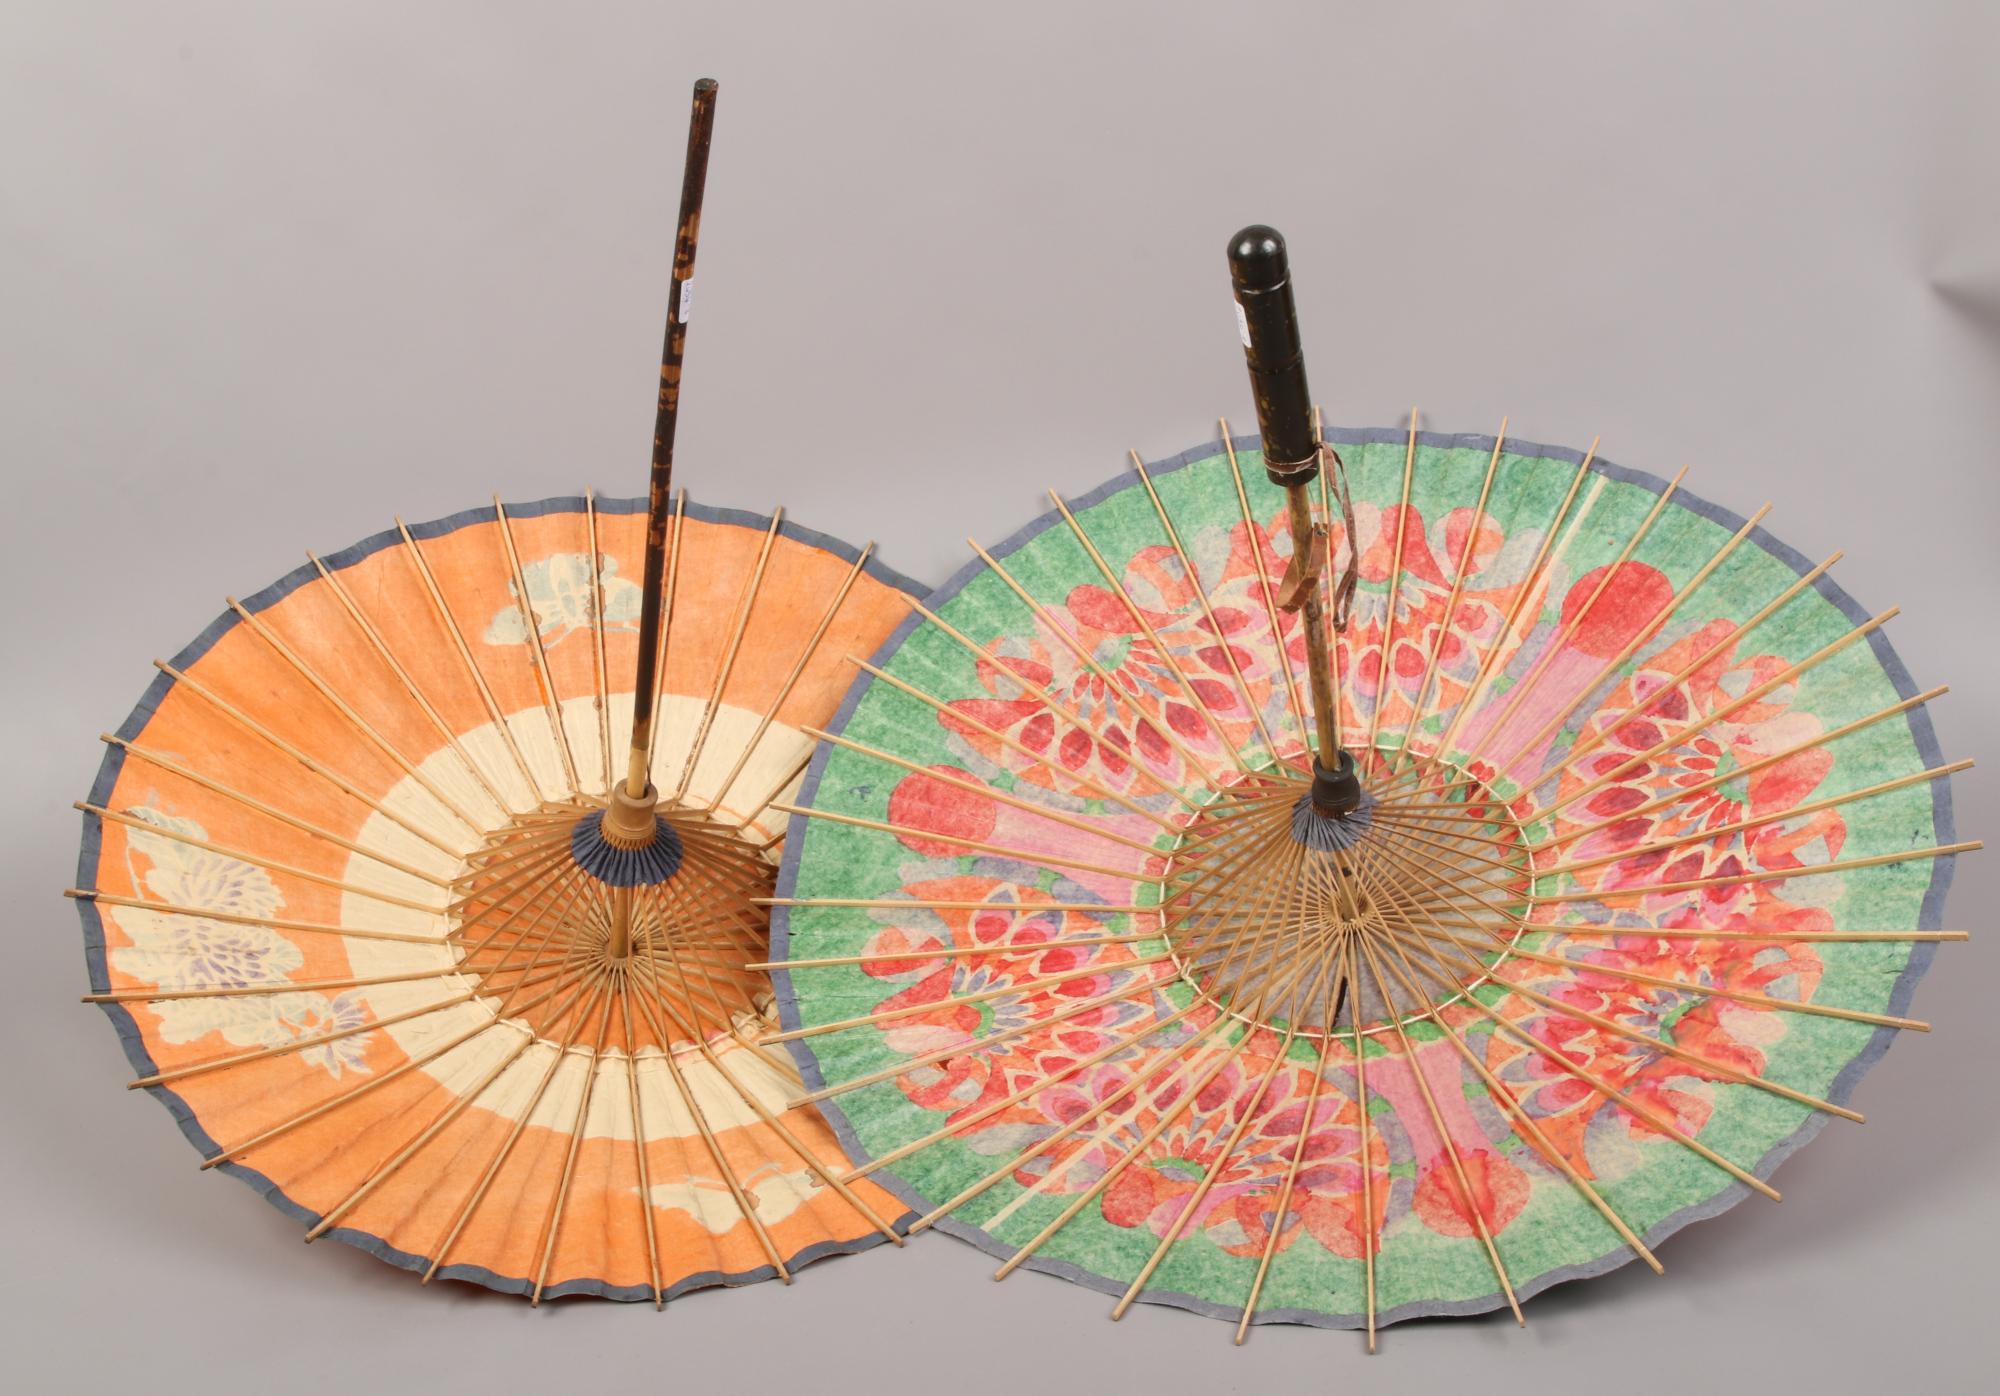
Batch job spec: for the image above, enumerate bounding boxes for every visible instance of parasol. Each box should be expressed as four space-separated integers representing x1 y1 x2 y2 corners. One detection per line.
71 79 920 1303
766 226 1972 1342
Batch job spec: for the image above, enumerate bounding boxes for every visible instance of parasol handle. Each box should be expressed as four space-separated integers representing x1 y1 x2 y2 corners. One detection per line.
1228 225 1318 487
1228 225 1357 813
626 78 719 801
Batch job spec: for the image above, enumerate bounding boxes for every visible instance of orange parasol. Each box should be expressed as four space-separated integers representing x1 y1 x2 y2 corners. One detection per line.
71 79 919 1303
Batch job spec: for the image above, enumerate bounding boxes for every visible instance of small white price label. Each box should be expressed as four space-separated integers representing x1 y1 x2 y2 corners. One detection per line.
678 279 693 322
1234 298 1251 348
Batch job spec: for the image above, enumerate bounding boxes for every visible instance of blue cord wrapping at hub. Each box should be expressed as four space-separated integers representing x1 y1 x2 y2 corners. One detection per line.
568 809 686 886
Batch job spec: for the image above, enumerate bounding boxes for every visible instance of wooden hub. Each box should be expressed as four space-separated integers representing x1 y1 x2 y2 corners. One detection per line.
447 796 777 1045
1162 749 1532 1038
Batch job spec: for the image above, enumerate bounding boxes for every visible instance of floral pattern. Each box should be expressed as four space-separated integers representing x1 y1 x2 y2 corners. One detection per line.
1535 620 1846 919
878 504 1847 1237
484 550 641 647
1328 500 1557 743
787 441 1942 1324
109 807 374 1078
851 865 1553 1257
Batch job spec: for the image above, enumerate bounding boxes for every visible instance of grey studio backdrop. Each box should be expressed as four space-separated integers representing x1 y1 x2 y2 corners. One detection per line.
3 3 1994 1392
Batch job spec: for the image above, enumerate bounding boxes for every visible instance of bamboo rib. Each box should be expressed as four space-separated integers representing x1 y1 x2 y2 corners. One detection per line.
863 878 1295 1207
152 660 472 855
1365 413 1420 759
449 827 579 887
1234 983 1337 1342
960 880 1315 1246
747 931 1160 971
394 519 543 798
1369 923 1663 1273
1423 447 1598 772
1120 460 1285 760
843 655 1194 830
586 487 615 795
203 889 606 1169
309 550 515 820
1526 842 1975 916
1368 914 1783 1200
1052 487 1270 771
852 995 1214 1189
762 951 1179 1045
85 966 469 1003
1388 425 1510 777
1471 499 1770 781
69 889 445 947
989 964 1317 1282
1351 935 1377 1351
1492 938 1931 1030
625 953 903 1246
129 990 481 1090
930 555 1226 797
1115 1017 1308 1319
1221 421 1312 748
616 987 666 1307
1538 759 1975 878
905 1009 1232 1234
1525 608 1902 822
1553 550 1844 775
735 748 815 837
495 498 583 797
1353 931 1524 1325
967 1004 1283 1244
626 985 794 1286
204 1018 521 1169
305 1026 543 1241
768 801 1159 885
1429 463 1687 778
106 736 450 887
758 897 1167 912
80 803 444 916
1367 844 1864 1124
674 510 784 802
783 980 1182 1110
1524 924 1968 943
710 544 874 811
422 978 613 1283
1524 686 1950 855
804 726 1168 857
1367 809 1523 850
227 598 494 833
530 986 617 1302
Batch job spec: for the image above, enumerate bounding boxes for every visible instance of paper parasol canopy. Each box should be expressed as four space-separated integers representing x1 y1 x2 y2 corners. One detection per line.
73 492 925 1301
768 423 1969 1340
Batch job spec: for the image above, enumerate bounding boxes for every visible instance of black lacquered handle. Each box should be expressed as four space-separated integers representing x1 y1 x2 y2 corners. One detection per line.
1228 224 1318 486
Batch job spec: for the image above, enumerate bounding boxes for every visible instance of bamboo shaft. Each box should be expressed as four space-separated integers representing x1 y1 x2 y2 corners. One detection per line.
628 79 718 798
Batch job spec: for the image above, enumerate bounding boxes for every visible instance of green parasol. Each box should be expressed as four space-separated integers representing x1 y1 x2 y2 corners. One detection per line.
760 227 1971 1343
